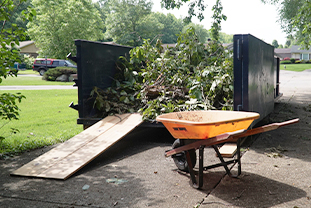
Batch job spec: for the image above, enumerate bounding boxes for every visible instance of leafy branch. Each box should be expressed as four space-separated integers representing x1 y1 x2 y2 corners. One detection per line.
90 26 233 121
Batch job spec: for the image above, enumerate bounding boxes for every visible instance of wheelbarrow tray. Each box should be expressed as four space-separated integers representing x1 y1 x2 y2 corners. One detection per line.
156 110 260 139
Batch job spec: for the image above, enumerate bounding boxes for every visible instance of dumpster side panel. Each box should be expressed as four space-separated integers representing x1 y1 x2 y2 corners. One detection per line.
75 40 132 126
234 34 276 124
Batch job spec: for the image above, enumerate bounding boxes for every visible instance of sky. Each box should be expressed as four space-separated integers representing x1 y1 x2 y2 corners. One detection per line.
152 0 287 45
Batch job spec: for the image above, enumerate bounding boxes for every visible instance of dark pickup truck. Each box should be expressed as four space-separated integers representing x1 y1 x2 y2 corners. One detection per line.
33 58 77 76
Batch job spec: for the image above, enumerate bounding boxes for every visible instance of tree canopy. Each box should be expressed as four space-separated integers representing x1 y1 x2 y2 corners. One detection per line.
104 0 157 46
262 0 311 48
272 39 279 48
0 0 35 141
27 0 104 59
161 0 207 22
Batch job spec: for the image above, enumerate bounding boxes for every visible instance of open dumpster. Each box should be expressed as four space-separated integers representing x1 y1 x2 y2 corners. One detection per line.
70 34 281 129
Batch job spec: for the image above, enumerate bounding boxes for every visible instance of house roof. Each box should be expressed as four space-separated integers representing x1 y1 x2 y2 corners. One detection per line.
274 48 291 54
16 40 35 49
291 45 311 53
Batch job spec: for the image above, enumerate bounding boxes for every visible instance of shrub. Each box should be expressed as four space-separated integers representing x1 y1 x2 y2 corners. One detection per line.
295 60 302 64
22 55 36 69
280 60 291 64
283 57 290 60
290 58 295 63
43 67 77 81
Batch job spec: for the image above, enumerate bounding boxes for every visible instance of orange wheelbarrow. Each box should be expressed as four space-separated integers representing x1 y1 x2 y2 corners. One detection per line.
156 110 299 189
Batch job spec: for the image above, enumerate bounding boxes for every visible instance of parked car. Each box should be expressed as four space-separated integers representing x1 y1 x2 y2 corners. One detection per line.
14 62 27 71
33 58 77 76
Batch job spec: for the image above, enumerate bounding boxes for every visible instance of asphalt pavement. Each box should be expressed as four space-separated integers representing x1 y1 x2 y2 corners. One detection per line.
0 70 311 208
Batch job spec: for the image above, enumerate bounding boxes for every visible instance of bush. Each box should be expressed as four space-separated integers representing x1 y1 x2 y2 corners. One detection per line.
22 55 36 69
43 67 77 81
283 57 290 60
290 58 296 63
280 60 291 64
295 60 302 64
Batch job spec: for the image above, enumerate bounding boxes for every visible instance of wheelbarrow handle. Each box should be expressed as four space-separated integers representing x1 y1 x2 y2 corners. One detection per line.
165 118 299 157
165 129 246 157
231 118 299 142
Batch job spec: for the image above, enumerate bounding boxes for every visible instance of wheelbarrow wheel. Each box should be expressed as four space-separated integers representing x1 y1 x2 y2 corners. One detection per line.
172 139 197 172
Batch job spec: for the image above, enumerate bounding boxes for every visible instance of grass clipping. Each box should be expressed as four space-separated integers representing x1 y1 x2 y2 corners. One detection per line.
90 28 234 121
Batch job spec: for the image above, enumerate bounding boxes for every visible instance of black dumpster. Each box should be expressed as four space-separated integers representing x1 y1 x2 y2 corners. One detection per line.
233 34 281 126
72 35 281 128
72 40 132 128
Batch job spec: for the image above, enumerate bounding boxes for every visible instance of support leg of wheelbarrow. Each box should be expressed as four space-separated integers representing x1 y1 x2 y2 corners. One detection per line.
185 146 204 189
212 138 242 177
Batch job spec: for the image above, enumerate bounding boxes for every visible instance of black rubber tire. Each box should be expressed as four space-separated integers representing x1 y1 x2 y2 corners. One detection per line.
172 139 197 172
39 69 46 76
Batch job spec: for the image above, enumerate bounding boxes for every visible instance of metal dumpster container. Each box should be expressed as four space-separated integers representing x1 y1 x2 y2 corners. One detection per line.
233 34 281 126
71 40 132 128
72 35 281 128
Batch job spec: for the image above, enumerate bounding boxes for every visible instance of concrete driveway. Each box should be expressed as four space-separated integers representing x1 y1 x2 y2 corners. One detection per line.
0 70 311 207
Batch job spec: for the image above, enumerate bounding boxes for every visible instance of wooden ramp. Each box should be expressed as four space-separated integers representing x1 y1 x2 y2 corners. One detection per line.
11 113 143 180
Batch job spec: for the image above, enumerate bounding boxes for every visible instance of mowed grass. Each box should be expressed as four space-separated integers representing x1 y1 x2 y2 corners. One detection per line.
0 89 83 157
280 63 311 72
1 74 74 85
17 69 38 75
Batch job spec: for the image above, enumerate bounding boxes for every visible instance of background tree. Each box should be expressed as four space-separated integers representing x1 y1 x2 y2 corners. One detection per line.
272 39 279 48
94 0 113 42
154 12 185 44
0 0 35 142
161 0 206 23
104 0 161 46
285 39 291 48
182 23 209 43
210 0 226 42
262 0 311 48
2 0 31 40
219 32 233 43
27 0 103 59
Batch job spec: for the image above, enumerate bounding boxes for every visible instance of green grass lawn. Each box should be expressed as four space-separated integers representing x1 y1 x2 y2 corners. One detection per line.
0 90 83 157
280 63 311 72
18 69 38 75
1 74 74 85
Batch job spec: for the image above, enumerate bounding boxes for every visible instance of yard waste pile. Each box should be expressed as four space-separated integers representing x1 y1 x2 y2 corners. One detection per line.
89 28 234 121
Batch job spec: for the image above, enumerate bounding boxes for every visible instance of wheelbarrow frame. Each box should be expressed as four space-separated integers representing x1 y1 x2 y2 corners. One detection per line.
164 118 299 189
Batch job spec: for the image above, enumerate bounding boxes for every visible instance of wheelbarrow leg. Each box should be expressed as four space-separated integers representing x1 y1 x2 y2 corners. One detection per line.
185 151 198 188
198 145 204 188
212 145 231 175
212 138 242 177
228 138 242 177
236 138 242 176
185 146 204 189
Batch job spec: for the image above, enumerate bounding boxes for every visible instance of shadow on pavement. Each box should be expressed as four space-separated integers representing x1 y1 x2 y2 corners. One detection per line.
203 171 307 207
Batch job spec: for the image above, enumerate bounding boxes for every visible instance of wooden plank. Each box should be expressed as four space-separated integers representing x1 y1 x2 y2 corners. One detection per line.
37 113 143 179
218 143 237 158
11 113 142 179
